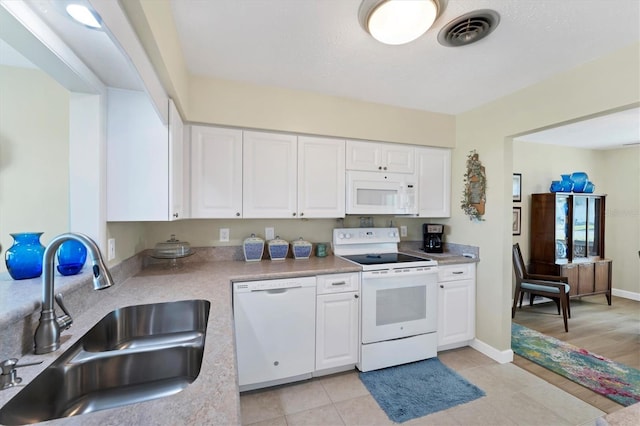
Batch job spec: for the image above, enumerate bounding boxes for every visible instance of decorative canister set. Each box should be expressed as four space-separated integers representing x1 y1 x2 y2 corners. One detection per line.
4 232 87 280
242 234 325 262
550 171 595 193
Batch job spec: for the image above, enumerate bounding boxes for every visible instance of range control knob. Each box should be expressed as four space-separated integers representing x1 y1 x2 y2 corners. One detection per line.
345 233 352 239
338 233 345 239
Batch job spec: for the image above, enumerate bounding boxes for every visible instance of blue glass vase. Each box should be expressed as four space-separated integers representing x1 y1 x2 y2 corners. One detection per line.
571 171 588 192
560 174 573 192
5 232 45 280
57 240 87 276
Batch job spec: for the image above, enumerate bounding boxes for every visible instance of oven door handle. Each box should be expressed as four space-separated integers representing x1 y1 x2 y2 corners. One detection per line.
362 268 437 279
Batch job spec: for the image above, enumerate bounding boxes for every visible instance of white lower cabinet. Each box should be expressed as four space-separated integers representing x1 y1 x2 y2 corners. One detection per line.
437 263 476 351
315 273 360 375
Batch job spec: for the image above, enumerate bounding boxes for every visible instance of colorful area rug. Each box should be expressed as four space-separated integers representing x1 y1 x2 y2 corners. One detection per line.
512 323 640 406
359 358 485 423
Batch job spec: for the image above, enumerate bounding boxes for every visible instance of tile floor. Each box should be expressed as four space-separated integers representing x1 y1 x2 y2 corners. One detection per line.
239 347 606 425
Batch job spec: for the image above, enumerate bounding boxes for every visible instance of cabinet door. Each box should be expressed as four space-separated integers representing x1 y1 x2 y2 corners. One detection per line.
416 147 451 218
594 260 611 293
168 100 184 220
107 88 169 221
316 292 359 371
190 126 242 218
437 278 475 348
383 144 414 173
560 263 579 296
345 140 380 171
243 131 297 218
578 262 595 295
298 136 345 218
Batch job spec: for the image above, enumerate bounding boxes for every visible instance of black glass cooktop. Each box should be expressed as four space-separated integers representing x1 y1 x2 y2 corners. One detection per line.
341 253 432 265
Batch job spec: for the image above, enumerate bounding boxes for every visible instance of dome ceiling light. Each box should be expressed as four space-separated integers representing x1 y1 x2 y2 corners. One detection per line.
65 3 102 29
358 0 443 45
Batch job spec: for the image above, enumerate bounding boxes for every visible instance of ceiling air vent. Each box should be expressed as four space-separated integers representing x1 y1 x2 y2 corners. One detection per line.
437 9 500 47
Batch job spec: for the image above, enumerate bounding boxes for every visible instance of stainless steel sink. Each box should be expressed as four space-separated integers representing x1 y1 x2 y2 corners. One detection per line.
81 299 211 352
0 300 210 425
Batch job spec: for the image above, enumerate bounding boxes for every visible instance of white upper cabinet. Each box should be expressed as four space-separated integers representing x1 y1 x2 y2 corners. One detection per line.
415 147 451 218
168 100 185 220
107 89 184 221
190 126 243 218
243 131 298 218
346 140 414 173
297 136 345 218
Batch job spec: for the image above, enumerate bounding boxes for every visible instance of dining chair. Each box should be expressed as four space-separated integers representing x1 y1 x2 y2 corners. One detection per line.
512 243 571 332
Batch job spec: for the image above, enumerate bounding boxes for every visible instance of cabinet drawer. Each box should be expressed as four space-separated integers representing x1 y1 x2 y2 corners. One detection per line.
437 263 474 282
317 273 359 294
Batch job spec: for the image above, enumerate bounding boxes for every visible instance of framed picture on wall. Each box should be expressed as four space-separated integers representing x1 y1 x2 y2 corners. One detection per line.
513 173 522 202
513 207 521 235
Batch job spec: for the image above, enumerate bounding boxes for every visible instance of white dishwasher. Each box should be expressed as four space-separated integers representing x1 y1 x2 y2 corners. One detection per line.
233 276 316 391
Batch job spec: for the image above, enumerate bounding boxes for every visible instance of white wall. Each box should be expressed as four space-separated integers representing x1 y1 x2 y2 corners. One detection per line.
0 65 70 272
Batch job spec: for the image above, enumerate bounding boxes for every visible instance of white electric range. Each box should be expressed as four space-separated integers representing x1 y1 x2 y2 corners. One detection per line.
333 228 438 372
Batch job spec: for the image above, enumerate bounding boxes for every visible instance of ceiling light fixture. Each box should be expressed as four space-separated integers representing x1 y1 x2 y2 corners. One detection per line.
358 0 442 45
65 3 102 29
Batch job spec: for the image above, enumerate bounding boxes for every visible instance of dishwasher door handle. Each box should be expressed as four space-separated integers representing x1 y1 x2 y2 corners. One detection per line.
251 286 303 294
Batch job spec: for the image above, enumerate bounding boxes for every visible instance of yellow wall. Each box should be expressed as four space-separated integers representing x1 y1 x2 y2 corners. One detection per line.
188 76 455 147
0 66 70 272
454 42 639 352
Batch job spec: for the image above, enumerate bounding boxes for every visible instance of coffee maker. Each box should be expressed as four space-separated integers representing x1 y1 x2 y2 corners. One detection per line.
423 224 444 253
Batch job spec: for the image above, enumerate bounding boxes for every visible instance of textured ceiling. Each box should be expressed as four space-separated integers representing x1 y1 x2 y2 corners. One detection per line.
170 0 640 115
3 0 638 149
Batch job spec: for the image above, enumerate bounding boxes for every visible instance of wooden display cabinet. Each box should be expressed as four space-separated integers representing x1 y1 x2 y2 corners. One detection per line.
529 193 611 304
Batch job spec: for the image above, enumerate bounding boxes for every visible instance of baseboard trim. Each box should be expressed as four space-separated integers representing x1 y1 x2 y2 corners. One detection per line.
470 338 513 364
612 288 640 301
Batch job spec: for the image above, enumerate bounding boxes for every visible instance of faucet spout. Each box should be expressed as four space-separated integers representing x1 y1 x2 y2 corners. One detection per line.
34 233 114 354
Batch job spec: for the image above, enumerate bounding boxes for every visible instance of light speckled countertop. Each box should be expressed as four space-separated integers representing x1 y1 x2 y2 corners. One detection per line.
0 256 359 425
0 252 476 425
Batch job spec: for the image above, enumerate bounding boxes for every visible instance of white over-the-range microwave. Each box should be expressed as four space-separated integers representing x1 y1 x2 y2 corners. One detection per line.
346 170 417 215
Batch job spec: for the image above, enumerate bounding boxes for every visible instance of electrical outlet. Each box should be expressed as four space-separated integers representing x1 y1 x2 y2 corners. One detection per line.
265 227 275 240
220 228 230 242
108 238 116 261
400 226 407 237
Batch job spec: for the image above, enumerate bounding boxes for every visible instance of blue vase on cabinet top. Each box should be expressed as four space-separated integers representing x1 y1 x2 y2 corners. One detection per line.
5 232 45 280
57 239 88 276
559 174 574 192
571 172 588 192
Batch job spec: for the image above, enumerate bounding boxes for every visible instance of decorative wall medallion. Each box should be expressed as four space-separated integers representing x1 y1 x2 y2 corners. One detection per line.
461 150 486 221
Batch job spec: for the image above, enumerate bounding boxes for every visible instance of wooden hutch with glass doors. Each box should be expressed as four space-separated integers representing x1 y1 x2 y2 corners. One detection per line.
529 193 612 304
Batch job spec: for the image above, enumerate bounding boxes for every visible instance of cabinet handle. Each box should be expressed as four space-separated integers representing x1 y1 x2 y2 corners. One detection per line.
452 271 464 275
300 212 304 217
292 212 297 217
378 166 382 170
331 281 347 286
236 212 241 217
440 285 444 288
173 212 179 218
383 166 387 170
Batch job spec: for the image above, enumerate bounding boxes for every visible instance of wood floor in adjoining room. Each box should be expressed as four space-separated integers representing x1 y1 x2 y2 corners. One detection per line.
512 294 640 414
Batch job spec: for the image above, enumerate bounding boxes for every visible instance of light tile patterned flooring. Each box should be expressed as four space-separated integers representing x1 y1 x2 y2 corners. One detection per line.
240 347 605 425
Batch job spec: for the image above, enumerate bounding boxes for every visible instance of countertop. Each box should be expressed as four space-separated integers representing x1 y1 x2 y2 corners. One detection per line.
0 253 476 425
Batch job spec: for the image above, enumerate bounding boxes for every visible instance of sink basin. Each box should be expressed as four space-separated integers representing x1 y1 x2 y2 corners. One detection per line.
0 300 210 425
81 299 211 352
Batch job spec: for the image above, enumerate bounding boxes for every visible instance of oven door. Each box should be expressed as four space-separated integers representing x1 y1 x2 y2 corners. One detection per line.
361 267 437 344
